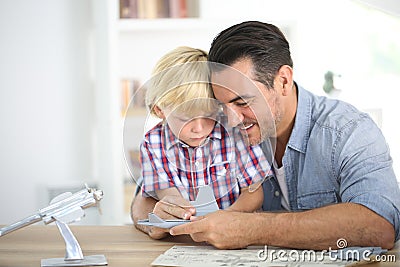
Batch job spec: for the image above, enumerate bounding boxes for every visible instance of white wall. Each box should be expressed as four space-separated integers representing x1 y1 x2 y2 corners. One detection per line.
285 1 400 181
0 0 94 224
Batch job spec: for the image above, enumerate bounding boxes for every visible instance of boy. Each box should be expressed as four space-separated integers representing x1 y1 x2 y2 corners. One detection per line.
140 46 272 213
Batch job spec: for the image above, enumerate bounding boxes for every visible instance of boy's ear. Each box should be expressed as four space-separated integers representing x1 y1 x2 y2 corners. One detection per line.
153 106 165 119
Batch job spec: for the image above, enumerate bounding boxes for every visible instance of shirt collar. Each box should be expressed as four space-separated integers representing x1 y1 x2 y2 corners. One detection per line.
287 83 312 153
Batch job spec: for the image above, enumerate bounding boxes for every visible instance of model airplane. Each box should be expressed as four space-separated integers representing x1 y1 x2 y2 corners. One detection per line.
0 185 107 267
137 185 219 228
0 185 104 237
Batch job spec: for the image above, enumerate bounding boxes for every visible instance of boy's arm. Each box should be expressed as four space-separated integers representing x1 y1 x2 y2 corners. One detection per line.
131 192 169 239
227 183 263 212
232 134 271 212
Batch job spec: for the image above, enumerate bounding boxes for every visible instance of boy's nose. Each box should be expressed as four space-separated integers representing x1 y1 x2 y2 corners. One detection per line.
191 118 204 132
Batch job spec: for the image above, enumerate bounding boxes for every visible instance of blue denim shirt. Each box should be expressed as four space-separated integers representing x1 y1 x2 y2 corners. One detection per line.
262 85 400 241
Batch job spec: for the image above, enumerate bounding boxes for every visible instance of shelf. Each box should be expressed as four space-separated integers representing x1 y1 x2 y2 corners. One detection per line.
118 18 218 32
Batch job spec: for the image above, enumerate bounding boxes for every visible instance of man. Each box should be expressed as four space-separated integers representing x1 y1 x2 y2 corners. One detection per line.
131 21 400 250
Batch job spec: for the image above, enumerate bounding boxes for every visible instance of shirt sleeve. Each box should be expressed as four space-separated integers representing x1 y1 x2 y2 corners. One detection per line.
140 138 175 198
234 133 273 189
335 114 400 241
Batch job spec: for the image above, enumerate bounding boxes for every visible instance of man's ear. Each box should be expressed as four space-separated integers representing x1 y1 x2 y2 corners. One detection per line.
277 65 293 96
153 106 165 119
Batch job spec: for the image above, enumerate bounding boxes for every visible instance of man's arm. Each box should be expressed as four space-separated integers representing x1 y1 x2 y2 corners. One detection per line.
171 202 395 250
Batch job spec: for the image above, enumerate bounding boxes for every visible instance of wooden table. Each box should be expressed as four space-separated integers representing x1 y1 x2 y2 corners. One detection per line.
0 225 193 266
0 225 398 266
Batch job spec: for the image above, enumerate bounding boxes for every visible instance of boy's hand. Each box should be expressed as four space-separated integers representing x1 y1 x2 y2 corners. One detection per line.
146 194 196 239
154 195 196 220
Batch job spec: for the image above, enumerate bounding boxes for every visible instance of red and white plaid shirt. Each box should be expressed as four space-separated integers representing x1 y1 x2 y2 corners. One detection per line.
140 118 272 209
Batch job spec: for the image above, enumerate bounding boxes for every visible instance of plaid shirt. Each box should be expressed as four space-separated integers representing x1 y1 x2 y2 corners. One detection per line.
140 119 272 209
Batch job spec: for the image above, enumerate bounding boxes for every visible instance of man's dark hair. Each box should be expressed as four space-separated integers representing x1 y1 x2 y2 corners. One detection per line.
208 21 293 89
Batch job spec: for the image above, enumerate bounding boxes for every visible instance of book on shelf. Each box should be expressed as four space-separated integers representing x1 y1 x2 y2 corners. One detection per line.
169 0 187 18
120 0 197 19
120 0 138 18
121 78 146 116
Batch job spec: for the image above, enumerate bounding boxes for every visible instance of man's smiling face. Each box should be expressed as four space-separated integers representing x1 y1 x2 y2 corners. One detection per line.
211 59 281 146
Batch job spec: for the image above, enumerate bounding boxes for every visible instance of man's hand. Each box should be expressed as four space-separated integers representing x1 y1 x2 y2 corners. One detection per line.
170 210 254 249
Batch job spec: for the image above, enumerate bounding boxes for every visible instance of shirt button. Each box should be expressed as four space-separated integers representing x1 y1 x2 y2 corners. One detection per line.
274 191 280 197
195 161 200 167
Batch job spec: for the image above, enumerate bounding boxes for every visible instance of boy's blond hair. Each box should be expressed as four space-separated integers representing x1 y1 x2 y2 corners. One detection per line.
146 46 216 118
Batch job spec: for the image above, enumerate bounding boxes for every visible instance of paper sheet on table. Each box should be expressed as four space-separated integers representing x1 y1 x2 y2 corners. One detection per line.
151 245 352 267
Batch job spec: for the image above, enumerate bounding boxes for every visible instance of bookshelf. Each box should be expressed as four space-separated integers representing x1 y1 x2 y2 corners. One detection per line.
91 0 294 224
116 2 229 222
91 0 207 224
118 18 212 31
119 0 199 19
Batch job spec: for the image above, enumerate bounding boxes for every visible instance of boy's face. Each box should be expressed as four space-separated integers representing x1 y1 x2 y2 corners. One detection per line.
164 108 216 147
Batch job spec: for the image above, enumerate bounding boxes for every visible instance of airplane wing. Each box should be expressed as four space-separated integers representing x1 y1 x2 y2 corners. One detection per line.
137 213 189 228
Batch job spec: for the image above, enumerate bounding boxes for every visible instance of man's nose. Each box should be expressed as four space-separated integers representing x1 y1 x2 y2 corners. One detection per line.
225 105 244 127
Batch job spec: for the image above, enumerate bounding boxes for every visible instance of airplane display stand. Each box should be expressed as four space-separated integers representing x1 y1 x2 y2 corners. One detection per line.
41 221 107 267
